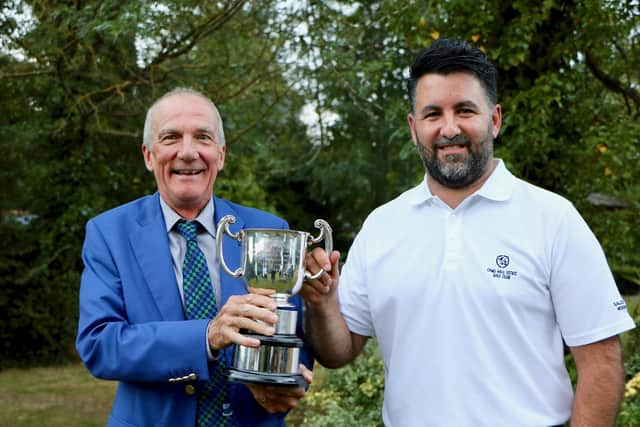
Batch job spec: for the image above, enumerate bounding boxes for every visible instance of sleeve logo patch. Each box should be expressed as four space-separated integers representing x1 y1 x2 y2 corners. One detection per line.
613 300 627 311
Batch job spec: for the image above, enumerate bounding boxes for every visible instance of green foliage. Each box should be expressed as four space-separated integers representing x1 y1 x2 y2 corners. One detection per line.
0 0 309 366
292 0 639 286
303 318 640 426
301 340 384 426
1 0 638 368
565 299 640 426
619 300 640 426
277 1 426 247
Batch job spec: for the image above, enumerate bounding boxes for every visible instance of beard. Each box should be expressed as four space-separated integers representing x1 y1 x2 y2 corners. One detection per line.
415 124 494 189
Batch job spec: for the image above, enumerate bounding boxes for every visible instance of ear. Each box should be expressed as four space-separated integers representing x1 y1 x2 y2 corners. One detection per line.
217 145 226 171
491 104 502 138
407 113 418 146
142 143 153 171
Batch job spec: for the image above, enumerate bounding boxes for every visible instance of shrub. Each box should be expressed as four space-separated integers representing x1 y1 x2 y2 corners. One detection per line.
619 299 640 426
298 298 640 426
300 340 384 426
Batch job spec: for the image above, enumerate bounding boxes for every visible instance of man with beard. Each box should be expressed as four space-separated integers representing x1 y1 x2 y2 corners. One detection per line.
300 39 635 426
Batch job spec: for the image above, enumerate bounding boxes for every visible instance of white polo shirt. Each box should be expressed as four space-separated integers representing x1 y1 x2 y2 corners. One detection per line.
339 160 635 426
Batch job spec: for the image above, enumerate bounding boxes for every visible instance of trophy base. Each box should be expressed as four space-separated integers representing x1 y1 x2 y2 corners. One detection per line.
229 332 304 388
226 368 306 388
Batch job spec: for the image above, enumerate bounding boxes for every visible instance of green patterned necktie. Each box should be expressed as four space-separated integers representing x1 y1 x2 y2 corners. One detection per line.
176 220 236 427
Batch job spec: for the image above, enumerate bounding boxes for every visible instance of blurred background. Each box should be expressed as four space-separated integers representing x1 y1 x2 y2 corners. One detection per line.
1 1 638 425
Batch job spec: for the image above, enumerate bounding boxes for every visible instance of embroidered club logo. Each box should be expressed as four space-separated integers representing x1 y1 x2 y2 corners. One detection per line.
496 255 510 269
487 254 517 280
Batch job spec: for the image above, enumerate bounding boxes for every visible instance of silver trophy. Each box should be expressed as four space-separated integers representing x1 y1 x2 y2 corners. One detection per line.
216 215 332 386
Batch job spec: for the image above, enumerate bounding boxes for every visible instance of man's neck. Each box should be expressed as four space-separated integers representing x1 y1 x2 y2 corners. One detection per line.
175 207 203 220
159 195 210 222
427 159 498 209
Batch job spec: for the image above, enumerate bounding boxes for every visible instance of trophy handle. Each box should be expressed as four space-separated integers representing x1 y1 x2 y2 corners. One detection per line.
216 214 244 278
305 219 333 280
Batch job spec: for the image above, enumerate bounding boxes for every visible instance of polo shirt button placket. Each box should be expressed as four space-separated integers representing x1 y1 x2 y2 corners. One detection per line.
444 211 462 271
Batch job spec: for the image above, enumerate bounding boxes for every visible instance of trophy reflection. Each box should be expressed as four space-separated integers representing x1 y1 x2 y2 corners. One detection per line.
216 215 332 386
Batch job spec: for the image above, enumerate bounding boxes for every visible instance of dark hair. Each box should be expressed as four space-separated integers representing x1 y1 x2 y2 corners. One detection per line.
407 38 497 112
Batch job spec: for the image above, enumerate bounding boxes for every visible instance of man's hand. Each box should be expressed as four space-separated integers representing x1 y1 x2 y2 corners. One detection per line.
299 248 341 306
247 364 313 413
207 293 278 350
298 247 365 368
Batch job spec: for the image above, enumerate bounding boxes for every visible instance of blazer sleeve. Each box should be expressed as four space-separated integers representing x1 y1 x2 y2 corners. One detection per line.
76 217 213 384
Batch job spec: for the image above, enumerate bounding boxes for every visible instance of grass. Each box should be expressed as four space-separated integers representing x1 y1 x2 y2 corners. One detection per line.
2 309 637 427
0 363 326 427
0 364 116 427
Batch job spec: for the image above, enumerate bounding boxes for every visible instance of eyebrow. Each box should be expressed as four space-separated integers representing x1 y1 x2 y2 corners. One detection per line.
194 126 216 135
454 100 481 110
157 126 217 138
157 129 177 139
419 100 481 115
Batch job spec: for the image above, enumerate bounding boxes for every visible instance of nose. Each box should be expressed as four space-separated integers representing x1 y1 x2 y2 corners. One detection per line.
440 113 461 139
178 134 198 160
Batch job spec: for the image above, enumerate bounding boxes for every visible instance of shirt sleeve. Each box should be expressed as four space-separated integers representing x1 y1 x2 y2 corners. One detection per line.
549 204 635 346
338 226 376 337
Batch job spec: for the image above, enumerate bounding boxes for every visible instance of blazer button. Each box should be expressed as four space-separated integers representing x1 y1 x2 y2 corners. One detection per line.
184 384 196 395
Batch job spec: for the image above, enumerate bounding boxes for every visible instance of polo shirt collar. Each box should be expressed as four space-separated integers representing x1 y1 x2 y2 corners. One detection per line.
409 174 437 205
474 159 515 202
159 196 216 237
409 158 515 205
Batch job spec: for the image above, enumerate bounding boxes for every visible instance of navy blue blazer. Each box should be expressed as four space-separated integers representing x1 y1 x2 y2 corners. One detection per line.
76 193 313 427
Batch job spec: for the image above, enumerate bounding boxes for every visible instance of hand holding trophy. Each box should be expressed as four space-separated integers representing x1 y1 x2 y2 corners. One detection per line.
216 215 332 386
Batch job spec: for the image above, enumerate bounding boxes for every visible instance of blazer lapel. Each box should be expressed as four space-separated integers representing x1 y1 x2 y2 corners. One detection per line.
131 193 185 321
214 197 250 304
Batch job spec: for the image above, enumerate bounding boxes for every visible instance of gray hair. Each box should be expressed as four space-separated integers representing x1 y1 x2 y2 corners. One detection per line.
142 87 226 148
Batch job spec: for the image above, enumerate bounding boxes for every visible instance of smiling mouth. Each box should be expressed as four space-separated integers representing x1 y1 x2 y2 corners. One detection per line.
173 168 204 175
436 143 469 150
435 135 470 150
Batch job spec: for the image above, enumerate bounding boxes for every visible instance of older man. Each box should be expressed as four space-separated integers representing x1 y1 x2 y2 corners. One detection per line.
76 88 313 427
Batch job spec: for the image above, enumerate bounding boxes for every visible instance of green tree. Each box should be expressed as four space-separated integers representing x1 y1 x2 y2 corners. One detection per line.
290 0 639 423
1 0 637 378
269 1 424 249
290 0 639 284
0 0 310 366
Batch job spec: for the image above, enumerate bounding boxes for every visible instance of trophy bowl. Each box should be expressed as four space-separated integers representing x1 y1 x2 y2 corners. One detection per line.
216 215 332 386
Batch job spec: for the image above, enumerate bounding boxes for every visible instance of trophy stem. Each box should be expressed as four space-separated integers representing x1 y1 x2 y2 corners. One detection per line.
271 294 297 335
272 293 293 307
